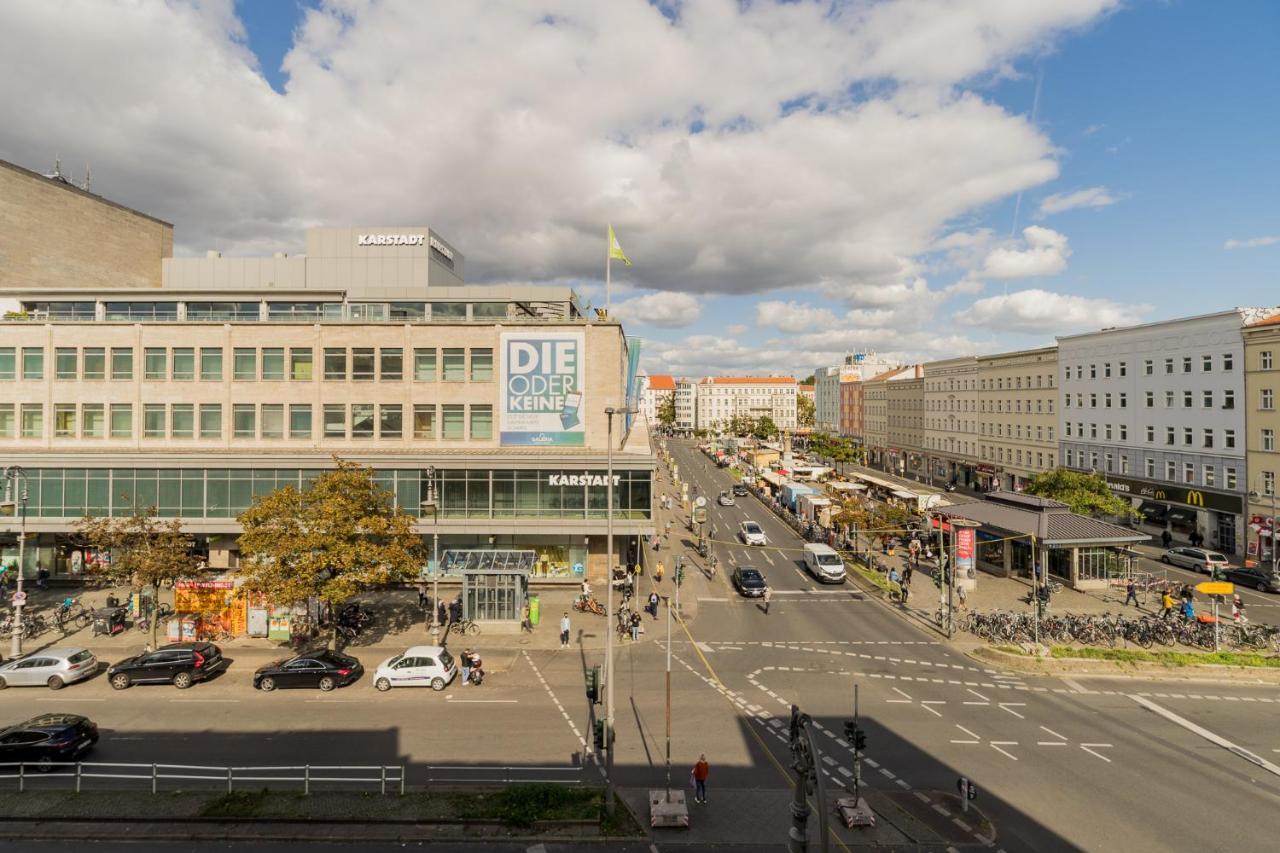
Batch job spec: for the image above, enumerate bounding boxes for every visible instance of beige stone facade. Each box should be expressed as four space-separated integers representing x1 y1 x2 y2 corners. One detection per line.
923 356 979 485
0 160 172 291
1244 317 1280 568
886 376 924 456
976 346 1059 491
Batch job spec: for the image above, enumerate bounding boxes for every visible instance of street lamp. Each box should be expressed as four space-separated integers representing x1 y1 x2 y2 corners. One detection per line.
1 466 30 658
603 404 636 817
420 466 439 639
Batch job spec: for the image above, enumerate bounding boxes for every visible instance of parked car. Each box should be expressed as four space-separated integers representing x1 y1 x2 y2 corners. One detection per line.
0 714 98 772
718 491 736 507
107 642 226 690
732 484 749 497
1160 547 1230 574
372 645 457 692
0 648 98 690
739 520 767 546
732 566 768 597
254 650 363 692
1224 566 1280 593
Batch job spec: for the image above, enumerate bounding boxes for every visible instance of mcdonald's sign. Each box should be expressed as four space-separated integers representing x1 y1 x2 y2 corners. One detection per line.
1186 490 1205 507
1102 474 1242 514
1153 489 1166 500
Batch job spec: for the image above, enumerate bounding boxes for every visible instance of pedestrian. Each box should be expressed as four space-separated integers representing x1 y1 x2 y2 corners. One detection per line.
1179 598 1194 622
692 754 710 804
437 599 447 629
417 579 429 609
1124 579 1138 607
655 561 665 583
36 565 48 591
461 647 473 685
648 591 660 620
1161 529 1172 549
559 612 571 647
888 566 899 589
762 586 772 615
1160 590 1175 620
630 610 642 641
902 564 913 587
956 583 967 611
520 603 532 633
635 560 644 578
581 578 592 602
1232 594 1246 624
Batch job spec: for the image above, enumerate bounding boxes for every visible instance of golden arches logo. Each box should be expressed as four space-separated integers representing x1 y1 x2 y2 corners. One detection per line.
1186 490 1205 507
1154 489 1166 500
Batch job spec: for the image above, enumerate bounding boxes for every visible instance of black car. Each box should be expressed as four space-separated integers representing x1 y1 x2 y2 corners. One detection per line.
1225 566 1280 593
733 484 749 497
107 642 226 690
0 714 98 772
254 650 363 692
732 566 768 597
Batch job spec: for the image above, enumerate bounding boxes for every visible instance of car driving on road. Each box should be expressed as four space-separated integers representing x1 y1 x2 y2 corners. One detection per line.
732 566 768 597
0 648 98 691
0 714 99 772
372 645 457 692
739 520 767 546
1224 566 1280 593
107 642 226 690
732 484 749 497
254 649 363 692
718 491 736 506
802 543 847 584
1160 547 1229 574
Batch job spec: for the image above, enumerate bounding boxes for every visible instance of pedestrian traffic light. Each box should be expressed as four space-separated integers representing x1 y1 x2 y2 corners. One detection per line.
586 665 601 704
675 564 685 586
593 719 606 751
844 721 867 752
843 720 856 744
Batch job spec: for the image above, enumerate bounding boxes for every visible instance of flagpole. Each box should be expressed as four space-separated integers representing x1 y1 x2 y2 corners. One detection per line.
606 226 612 316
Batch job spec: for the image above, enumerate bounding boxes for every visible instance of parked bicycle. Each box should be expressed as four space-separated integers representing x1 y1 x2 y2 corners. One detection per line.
573 596 606 616
447 618 480 636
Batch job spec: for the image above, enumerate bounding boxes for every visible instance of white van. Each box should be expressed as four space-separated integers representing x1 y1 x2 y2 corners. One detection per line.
803 543 846 584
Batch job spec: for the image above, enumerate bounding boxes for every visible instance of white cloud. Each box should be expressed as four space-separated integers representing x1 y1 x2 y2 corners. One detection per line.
726 324 748 335
610 291 701 328
754 301 841 334
942 278 985 298
1037 185 1120 217
981 226 1071 279
1224 235 1280 250
954 288 1150 334
0 0 1118 304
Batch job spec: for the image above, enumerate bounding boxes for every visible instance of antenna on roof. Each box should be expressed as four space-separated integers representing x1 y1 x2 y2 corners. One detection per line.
82 163 91 192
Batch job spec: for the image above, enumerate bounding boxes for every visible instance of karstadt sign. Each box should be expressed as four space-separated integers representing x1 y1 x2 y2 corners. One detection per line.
357 234 425 246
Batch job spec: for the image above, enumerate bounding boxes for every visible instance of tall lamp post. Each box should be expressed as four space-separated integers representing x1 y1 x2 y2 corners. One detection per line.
421 466 439 638
1 466 30 658
603 405 636 816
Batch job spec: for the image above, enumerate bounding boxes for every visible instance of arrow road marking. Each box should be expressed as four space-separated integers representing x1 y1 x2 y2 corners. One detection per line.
886 687 913 704
964 688 990 706
998 702 1026 719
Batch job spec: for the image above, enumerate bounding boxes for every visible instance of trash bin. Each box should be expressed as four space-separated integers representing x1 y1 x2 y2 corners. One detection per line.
529 594 541 627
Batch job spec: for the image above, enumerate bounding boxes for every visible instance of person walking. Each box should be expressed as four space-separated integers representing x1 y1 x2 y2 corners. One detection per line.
630 610 642 641
520 603 532 634
416 579 429 609
1180 598 1195 622
762 586 772 615
1124 579 1139 608
460 648 473 685
655 561 665 583
1160 589 1175 620
559 612 571 648
1161 529 1172 549
692 754 710 804
648 591 661 620
956 583 968 611
1232 593 1247 624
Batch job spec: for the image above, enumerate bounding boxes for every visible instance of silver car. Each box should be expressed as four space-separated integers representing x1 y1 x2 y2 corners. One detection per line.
0 648 98 690
1161 547 1229 574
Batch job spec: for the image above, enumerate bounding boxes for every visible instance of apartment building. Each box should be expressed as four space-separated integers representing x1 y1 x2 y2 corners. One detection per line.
976 346 1059 492
1244 315 1280 569
886 372 925 477
694 376 797 434
862 366 913 472
638 372 675 427
923 356 979 487
839 378 865 441
814 353 897 434
674 378 697 434
1057 309 1276 555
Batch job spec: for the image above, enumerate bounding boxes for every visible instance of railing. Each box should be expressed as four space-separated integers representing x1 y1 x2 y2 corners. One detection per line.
418 765 583 785
0 762 405 795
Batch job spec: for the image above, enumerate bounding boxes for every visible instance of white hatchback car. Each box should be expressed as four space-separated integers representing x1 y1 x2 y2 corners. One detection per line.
739 520 767 546
0 648 98 690
372 645 457 692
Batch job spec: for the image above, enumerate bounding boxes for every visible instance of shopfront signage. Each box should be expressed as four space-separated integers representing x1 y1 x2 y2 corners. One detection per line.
357 234 425 246
428 236 453 260
546 473 621 487
1102 474 1241 514
500 332 585 447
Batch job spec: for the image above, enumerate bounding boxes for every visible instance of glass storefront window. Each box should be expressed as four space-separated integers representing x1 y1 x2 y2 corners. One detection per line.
111 348 133 380
289 404 312 439
200 404 221 439
380 348 403 381
470 348 493 381
172 348 195 380
470 404 493 440
413 405 436 439
442 404 465 439
380 404 402 439
414 348 436 381
200 347 223 381
143 348 166 380
55 347 77 380
171 404 194 438
261 404 284 439
323 404 346 438
352 348 375 381
233 348 257 380
82 348 105 380
324 348 347 380
21 404 43 438
261 348 285 380
291 348 313 381
442 349 465 381
22 347 44 380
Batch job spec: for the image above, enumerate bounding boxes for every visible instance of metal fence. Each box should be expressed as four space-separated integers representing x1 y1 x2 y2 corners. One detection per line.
418 765 583 785
0 762 405 795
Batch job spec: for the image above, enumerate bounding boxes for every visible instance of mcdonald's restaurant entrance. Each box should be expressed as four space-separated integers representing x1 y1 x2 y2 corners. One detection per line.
1104 473 1243 557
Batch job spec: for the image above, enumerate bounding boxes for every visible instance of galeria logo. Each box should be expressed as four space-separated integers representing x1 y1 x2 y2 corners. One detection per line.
357 234 425 246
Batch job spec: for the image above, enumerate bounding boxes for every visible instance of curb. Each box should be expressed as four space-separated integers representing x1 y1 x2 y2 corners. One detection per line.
968 645 1280 685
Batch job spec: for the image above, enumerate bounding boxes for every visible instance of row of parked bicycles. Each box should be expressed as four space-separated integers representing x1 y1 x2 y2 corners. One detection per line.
961 609 1280 652
0 597 177 641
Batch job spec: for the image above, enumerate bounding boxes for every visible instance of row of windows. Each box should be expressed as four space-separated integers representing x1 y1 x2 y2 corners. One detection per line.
1063 421 1237 449
982 423 1055 441
979 446 1052 470
0 346 494 383
924 379 977 392
1064 449 1238 489
1065 354 1234 381
977 374 1054 391
23 301 512 323
0 402 494 441
982 398 1055 414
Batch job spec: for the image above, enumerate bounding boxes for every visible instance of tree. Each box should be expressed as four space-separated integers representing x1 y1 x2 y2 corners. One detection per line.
657 393 676 426
77 508 197 650
797 393 815 429
753 415 779 440
236 459 424 643
1025 467 1138 520
800 374 816 386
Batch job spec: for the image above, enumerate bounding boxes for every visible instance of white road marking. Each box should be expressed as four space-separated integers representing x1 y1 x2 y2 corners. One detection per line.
1039 725 1068 741
998 703 1026 719
172 698 240 703
447 699 518 703
1130 694 1280 778
695 642 714 653
1079 744 1113 763
989 741 1019 761
920 701 946 718
964 689 990 705
1061 678 1092 694
886 687 913 704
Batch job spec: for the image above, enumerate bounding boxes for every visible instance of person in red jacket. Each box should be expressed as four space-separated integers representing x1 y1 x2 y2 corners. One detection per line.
692 754 710 804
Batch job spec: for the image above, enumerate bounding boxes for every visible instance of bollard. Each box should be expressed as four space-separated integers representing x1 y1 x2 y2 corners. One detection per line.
227 766 233 794
75 762 82 794
152 764 158 795
304 764 310 796
400 764 405 796
380 765 386 795
18 763 24 794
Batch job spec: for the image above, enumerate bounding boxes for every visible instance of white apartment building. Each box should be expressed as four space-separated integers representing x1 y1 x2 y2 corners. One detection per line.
674 378 697 434
638 373 675 428
923 356 979 487
695 377 797 434
814 353 897 434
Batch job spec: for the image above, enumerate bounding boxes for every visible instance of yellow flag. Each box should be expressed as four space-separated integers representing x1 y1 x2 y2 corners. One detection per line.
608 224 632 266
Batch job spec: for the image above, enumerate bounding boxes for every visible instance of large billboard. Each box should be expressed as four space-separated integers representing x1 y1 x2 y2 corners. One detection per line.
500 332 585 446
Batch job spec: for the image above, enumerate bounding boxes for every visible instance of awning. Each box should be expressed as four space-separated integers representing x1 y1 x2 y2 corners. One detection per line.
892 490 917 500
828 482 867 492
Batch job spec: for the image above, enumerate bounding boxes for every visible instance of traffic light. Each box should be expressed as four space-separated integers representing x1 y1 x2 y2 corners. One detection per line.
843 721 856 744
586 665 601 704
593 719 606 750
843 721 867 752
676 564 685 586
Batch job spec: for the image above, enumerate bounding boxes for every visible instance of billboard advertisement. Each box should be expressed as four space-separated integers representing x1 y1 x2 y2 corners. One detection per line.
500 331 585 446
956 526 975 578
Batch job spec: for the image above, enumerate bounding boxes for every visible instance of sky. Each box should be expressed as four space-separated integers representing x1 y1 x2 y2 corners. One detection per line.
1 0 1277 379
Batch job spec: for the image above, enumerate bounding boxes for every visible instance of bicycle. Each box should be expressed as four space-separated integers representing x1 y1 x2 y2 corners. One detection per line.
574 596 606 616
55 599 93 632
448 618 480 636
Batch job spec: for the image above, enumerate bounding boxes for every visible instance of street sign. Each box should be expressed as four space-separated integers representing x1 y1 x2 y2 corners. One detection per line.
1195 581 1234 596
694 496 707 508
11 591 26 606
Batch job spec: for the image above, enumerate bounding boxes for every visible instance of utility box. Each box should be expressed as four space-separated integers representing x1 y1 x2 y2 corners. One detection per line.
247 607 269 638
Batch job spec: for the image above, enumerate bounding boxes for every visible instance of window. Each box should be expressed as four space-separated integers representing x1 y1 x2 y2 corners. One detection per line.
110 404 132 438
1119 425 1128 441
1183 391 1193 408
82 348 105 380
1119 362 1127 377
81 404 105 438
1145 391 1154 407
470 348 493 381
413 348 436 381
55 347 77 380
170 404 194 438
1264 472 1276 496
470 404 493 439
1166 427 1175 445
0 405 13 438
1204 429 1214 448
1224 389 1235 409
323 404 346 438
1202 355 1212 372
1119 393 1127 408
290 348 313 381
1120 455 1130 474
171 348 195 381
442 404 465 439
1090 364 1097 379
1203 391 1213 408
1225 429 1236 449
351 348 375 381
324 348 347 380
1183 427 1193 446
0 348 13 381
144 348 166 380
1261 351 1272 370
1184 462 1195 484
54 403 76 437
144 402 166 435
379 404 402 438
20 404 42 439
380 348 403 381
1265 429 1276 452
1182 357 1192 373
1164 358 1174 374
443 348 466 381
199 404 222 439
289 404 312 439
1263 389 1275 410
260 404 284 438
351 404 375 438
200 347 223 381
1224 353 1234 371
1166 460 1176 480
233 404 257 438
1144 359 1153 375
1146 426 1155 442
111 347 133 380
1226 467 1238 490
1204 466 1215 487
1105 452 1113 472
261 348 285 381
1105 393 1112 408
1090 393 1097 408
1146 458 1155 478
413 404 436 439
1104 424 1112 440
233 348 257 381
1089 423 1097 439
22 347 43 380
1165 391 1174 407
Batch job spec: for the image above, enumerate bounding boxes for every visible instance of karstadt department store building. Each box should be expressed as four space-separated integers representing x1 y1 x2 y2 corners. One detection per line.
0 224 654 586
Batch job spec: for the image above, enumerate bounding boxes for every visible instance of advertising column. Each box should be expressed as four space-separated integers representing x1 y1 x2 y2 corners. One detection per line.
956 525 977 591
500 332 586 446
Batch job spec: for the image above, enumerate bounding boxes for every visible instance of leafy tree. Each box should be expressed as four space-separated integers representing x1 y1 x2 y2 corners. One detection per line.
800 374 816 386
753 415 779 440
657 393 676 426
797 393 816 429
77 508 197 649
236 459 424 644
1025 468 1138 520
